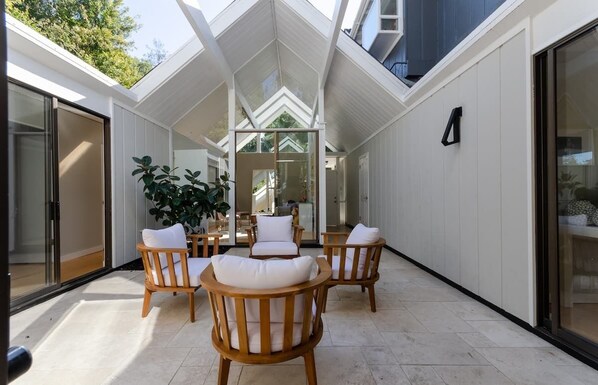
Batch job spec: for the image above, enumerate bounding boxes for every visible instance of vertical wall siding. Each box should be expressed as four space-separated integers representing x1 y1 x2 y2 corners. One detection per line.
346 31 530 321
112 104 170 267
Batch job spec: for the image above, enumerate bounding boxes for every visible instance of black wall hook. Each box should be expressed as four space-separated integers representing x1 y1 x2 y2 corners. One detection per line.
441 107 462 146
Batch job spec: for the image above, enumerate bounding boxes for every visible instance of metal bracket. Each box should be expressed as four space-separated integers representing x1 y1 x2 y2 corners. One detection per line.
441 107 462 146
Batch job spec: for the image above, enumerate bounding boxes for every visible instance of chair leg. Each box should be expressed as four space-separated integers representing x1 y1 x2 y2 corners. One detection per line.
188 292 196 323
303 349 318 385
142 288 153 318
361 285 365 293
367 284 376 312
218 355 231 385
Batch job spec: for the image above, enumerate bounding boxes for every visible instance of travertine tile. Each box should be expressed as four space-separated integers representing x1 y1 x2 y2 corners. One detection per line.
404 302 475 332
170 366 211 385
457 332 498 348
370 365 411 385
477 347 593 385
443 301 504 321
401 365 444 385
362 346 398 365
468 321 552 347
313 347 376 385
238 365 307 385
328 318 385 346
370 309 427 332
434 365 514 385
383 332 490 365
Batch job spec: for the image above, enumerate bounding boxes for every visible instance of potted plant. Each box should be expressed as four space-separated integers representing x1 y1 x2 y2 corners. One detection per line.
132 155 231 234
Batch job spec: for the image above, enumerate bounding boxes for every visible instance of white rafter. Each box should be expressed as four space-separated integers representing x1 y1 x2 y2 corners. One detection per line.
310 0 349 127
177 0 260 128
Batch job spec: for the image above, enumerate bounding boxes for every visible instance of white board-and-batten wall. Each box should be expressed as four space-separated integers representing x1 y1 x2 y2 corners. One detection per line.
112 104 170 268
346 27 532 322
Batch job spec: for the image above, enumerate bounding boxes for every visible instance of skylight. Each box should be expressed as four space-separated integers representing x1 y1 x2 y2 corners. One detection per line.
124 0 235 71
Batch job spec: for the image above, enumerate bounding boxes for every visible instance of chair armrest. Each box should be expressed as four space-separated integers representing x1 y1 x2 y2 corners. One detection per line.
187 233 223 257
246 224 258 248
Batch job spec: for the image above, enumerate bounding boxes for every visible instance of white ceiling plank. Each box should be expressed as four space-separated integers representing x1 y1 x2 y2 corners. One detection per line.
177 0 260 128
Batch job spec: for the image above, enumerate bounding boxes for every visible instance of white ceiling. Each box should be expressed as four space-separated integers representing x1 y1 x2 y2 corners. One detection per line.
133 0 408 152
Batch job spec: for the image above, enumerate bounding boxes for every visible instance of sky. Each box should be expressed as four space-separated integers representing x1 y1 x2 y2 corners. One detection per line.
124 0 363 59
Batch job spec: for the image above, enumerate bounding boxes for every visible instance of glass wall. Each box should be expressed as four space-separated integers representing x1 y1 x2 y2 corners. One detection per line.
236 130 318 243
8 83 56 300
555 28 598 345
537 22 598 360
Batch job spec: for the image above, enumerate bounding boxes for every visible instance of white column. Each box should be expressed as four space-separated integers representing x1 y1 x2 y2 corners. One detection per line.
317 85 326 244
227 87 236 241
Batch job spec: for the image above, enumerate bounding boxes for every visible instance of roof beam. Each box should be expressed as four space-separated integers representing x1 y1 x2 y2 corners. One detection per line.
310 0 349 126
176 0 260 128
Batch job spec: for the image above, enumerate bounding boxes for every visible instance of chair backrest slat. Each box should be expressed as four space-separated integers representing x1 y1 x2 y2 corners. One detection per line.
234 298 249 354
363 247 373 279
180 255 190 288
216 294 231 350
350 247 361 281
166 252 177 288
208 292 222 343
301 290 314 344
282 295 295 352
338 248 347 283
259 299 272 354
153 252 166 287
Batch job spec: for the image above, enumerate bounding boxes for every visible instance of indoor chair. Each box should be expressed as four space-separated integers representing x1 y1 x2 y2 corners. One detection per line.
246 215 304 259
320 223 385 312
200 255 331 385
137 223 222 322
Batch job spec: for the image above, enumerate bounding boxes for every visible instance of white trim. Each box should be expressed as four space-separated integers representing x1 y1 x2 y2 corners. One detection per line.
6 15 136 101
532 6 598 54
523 18 535 326
133 38 204 104
337 33 408 101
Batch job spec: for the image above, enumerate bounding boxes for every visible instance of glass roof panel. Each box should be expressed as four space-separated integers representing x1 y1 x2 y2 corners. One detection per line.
124 0 235 75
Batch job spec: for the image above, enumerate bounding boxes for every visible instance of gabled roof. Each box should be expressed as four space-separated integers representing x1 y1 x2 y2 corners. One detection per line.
132 0 409 152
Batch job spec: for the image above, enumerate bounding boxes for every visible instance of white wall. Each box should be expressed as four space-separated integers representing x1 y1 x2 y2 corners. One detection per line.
112 104 170 267
347 29 531 321
346 0 598 324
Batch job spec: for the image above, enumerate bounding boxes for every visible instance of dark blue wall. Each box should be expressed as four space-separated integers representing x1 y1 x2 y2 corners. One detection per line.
384 0 505 80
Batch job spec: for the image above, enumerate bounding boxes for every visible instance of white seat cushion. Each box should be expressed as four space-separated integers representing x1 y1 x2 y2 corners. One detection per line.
346 223 380 270
229 321 307 353
251 241 298 256
142 223 188 268
152 257 211 287
256 215 293 242
211 254 316 323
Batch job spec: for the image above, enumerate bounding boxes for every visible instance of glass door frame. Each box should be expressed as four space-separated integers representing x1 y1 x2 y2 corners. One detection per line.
233 128 320 244
535 20 598 360
8 78 112 310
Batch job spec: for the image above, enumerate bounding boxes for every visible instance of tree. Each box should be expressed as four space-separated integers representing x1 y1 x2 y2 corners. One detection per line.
143 38 168 67
7 0 152 88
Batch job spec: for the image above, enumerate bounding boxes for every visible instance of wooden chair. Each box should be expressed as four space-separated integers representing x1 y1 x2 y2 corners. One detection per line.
246 215 304 259
320 229 386 312
200 257 331 385
137 224 223 322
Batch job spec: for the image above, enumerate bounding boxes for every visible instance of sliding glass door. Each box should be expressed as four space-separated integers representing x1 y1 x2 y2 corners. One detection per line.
8 83 110 306
8 83 57 301
536 22 598 359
